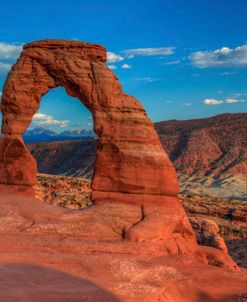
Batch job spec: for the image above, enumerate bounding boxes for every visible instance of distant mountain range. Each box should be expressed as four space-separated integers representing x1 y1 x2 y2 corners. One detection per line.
23 127 96 143
27 113 247 199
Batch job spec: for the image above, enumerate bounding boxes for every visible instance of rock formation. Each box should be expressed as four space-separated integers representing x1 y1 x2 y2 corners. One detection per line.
0 40 245 301
0 39 178 196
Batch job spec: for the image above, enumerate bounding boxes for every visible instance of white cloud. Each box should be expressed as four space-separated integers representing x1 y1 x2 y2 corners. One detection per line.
107 64 117 70
203 99 224 105
0 62 12 73
203 98 245 105
33 113 70 128
122 47 175 58
0 42 22 60
185 102 192 106
190 45 247 68
121 63 131 69
225 98 245 103
106 51 124 63
134 77 158 83
220 71 236 76
0 42 22 74
164 60 180 65
230 92 247 97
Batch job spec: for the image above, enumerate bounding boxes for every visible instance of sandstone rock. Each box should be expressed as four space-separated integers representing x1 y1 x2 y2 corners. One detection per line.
0 39 179 196
0 187 246 302
0 136 37 185
190 217 228 253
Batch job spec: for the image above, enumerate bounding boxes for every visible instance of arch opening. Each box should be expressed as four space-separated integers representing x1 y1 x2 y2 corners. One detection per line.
24 86 97 179
24 86 97 208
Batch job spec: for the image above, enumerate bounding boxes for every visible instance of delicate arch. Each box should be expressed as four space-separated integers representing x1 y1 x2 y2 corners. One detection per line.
0 39 179 198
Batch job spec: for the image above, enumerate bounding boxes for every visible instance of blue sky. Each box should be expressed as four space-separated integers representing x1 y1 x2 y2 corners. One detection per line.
0 0 247 132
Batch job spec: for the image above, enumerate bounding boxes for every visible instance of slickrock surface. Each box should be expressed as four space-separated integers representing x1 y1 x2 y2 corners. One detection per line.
0 185 247 302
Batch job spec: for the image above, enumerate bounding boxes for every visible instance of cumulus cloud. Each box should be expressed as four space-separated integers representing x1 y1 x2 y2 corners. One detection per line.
0 62 12 73
190 45 247 68
0 42 22 74
106 51 124 63
203 98 245 105
107 64 117 70
33 113 70 127
0 42 22 60
121 63 131 69
203 99 224 105
122 47 175 58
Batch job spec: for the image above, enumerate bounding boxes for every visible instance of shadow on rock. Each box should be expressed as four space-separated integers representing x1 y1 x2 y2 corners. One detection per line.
0 262 121 302
227 239 247 269
198 292 247 302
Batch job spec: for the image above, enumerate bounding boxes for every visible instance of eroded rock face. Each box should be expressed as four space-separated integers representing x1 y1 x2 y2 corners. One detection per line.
190 217 228 253
0 136 37 185
0 39 178 196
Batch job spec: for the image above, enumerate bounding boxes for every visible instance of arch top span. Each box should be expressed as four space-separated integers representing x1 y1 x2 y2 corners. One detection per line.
23 39 107 62
0 39 179 197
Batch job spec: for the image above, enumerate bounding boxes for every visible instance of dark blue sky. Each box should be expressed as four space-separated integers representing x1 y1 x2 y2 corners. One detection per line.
0 0 247 131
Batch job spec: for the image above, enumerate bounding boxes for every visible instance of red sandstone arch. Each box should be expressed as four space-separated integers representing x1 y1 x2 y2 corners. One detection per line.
0 40 239 271
0 39 179 197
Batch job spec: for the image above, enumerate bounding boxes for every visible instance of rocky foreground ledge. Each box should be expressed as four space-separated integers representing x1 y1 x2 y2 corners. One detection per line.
36 174 247 268
0 183 247 302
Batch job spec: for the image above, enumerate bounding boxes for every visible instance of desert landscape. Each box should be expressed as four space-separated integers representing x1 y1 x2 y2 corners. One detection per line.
0 2 247 301
0 39 246 302
27 113 247 200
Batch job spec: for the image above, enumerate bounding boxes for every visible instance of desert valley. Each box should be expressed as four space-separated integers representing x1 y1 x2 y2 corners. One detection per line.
27 113 247 200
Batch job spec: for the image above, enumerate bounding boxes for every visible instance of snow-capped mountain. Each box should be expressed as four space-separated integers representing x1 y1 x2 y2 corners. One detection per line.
23 127 96 143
